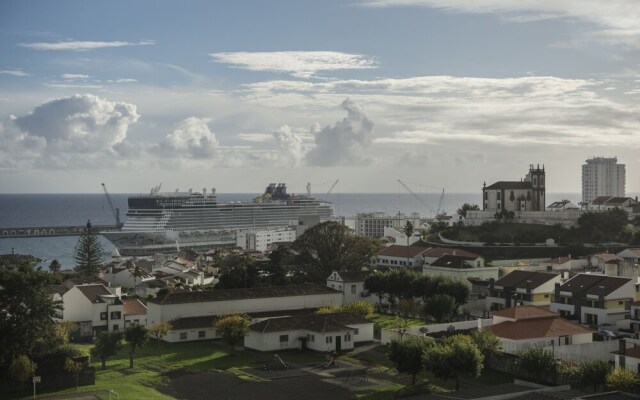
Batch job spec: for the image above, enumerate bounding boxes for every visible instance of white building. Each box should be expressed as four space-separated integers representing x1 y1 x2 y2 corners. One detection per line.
326 271 370 304
351 212 421 238
123 298 148 328
147 285 344 341
582 157 626 204
423 254 498 287
245 313 374 353
487 270 561 310
236 227 297 252
482 164 546 212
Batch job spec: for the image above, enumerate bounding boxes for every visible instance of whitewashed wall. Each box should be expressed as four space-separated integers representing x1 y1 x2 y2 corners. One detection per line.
166 327 217 343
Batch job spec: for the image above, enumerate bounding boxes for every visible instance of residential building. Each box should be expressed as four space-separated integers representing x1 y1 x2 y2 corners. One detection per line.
147 284 343 341
613 341 640 374
326 271 370 304
421 247 481 266
53 283 125 339
582 156 625 204
550 273 634 326
482 164 546 212
377 245 429 268
546 200 579 212
236 227 296 252
102 262 155 291
487 270 561 310
245 313 374 352
423 254 497 287
540 256 579 271
351 212 421 238
618 248 640 266
122 298 147 328
587 196 638 212
488 305 594 354
589 253 624 275
629 302 640 333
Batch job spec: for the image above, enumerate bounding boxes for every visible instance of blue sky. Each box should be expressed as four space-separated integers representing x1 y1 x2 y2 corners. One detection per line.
1 0 639 194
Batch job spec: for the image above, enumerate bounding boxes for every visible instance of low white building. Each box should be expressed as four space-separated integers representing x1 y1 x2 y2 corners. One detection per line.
326 271 371 304
147 285 344 339
102 263 155 291
123 298 148 328
245 313 373 353
488 305 595 354
423 254 498 288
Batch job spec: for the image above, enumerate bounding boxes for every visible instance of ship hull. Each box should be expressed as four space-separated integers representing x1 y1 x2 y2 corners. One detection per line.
100 230 237 256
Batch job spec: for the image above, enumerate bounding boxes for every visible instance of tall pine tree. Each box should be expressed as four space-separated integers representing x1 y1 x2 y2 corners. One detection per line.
74 220 104 276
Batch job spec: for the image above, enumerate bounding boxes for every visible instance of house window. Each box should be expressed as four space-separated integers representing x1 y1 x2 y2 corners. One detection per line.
585 313 598 326
326 336 333 344
100 312 108 320
113 324 119 331
497 192 501 200
345 333 351 342
198 331 205 338
351 285 356 294
110 311 121 320
279 335 289 343
180 332 187 340
354 329 359 335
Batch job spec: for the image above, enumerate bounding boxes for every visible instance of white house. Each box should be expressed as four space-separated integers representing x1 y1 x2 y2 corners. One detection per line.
54 284 125 339
102 263 155 291
550 273 635 326
488 305 595 354
326 271 370 304
148 285 344 341
618 248 640 266
590 253 624 274
423 254 498 288
377 245 429 268
245 313 373 353
421 247 482 266
236 227 296 252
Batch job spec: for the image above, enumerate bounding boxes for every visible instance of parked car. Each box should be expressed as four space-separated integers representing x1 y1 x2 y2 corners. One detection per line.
597 329 617 339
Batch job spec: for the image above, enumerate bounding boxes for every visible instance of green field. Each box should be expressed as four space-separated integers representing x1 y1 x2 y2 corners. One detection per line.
368 312 425 331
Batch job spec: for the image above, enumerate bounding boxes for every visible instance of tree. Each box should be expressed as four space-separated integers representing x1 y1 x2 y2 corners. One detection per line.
73 221 104 276
148 321 172 356
423 294 456 323
387 269 416 301
364 272 388 307
340 301 374 319
402 221 415 266
215 313 251 349
606 368 638 391
265 246 294 286
293 221 380 282
0 263 61 368
10 355 37 388
216 253 259 289
54 321 77 344
48 259 62 274
127 259 145 295
64 358 85 390
388 336 434 385
574 360 612 392
456 203 480 218
437 279 470 309
470 329 501 363
423 335 484 390
125 324 148 368
396 299 421 319
518 346 556 384
91 332 122 370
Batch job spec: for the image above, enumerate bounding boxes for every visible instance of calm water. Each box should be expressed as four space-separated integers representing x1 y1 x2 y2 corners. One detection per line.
0 191 597 269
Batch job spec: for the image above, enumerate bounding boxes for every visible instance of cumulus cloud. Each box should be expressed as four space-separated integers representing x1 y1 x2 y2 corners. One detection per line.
359 0 640 48
0 94 139 168
0 69 30 77
306 99 375 166
19 40 155 51
210 51 377 78
273 125 306 166
157 117 219 159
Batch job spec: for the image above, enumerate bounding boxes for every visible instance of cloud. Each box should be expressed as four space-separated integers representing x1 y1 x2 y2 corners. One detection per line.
0 94 139 168
238 133 275 142
19 40 155 51
359 0 640 48
210 51 378 78
305 99 375 166
0 69 30 77
108 78 138 83
156 117 219 159
273 125 306 166
62 73 89 80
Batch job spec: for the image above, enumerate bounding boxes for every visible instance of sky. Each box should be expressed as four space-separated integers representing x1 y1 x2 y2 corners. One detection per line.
0 0 639 194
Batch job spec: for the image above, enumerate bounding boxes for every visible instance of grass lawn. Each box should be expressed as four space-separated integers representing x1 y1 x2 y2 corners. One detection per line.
23 340 326 400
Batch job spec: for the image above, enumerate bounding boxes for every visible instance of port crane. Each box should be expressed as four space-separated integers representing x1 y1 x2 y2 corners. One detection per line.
397 179 446 218
101 183 123 229
306 179 340 196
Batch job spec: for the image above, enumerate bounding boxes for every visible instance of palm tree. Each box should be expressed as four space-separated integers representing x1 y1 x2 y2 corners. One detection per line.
402 221 414 267
126 259 144 296
124 324 148 368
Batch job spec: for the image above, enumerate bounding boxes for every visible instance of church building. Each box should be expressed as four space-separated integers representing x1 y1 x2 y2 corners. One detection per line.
482 165 546 212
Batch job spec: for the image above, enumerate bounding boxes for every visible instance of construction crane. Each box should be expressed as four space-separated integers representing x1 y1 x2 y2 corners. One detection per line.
326 179 339 194
397 179 436 217
101 183 123 229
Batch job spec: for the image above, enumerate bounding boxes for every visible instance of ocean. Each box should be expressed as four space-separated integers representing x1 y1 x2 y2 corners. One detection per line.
0 191 599 269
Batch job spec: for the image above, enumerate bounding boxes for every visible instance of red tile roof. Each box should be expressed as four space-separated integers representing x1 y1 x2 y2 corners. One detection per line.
378 245 429 258
122 298 147 316
489 317 595 340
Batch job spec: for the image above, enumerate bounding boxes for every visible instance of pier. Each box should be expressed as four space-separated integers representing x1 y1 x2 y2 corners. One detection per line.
0 225 118 238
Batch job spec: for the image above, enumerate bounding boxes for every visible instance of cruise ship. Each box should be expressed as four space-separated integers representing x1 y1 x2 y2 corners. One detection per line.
100 183 334 256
